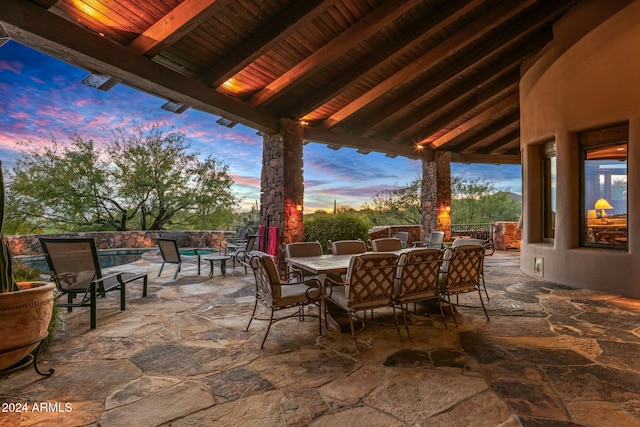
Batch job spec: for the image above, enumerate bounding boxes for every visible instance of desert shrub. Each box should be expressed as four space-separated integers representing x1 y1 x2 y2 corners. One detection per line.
303 213 371 253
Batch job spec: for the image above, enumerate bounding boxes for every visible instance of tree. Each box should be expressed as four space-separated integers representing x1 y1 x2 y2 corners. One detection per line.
451 176 520 223
6 122 238 232
368 177 421 225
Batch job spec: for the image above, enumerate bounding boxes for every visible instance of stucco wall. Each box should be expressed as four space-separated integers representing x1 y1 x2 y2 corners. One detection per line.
520 0 640 297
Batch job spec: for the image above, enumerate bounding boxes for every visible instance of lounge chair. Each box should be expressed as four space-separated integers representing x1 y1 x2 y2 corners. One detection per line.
39 237 148 330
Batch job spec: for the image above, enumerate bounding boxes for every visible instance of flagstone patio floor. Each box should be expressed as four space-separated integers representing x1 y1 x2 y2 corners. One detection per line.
2 251 640 426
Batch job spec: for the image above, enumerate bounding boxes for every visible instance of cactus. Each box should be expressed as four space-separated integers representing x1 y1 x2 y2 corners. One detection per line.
0 160 19 293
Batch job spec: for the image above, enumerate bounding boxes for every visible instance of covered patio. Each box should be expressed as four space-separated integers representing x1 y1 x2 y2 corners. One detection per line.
2 252 640 426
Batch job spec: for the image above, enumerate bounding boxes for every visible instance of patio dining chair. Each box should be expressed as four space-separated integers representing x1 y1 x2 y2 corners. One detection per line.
371 237 403 252
228 234 257 273
451 238 489 300
157 238 200 280
324 252 401 351
39 237 148 330
330 239 367 255
390 231 409 248
394 248 447 334
439 245 489 328
284 241 323 279
245 251 322 348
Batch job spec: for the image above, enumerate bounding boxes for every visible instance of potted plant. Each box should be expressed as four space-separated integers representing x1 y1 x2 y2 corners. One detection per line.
0 160 55 372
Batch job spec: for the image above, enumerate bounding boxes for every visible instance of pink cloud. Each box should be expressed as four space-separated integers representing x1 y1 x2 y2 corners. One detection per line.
0 60 22 73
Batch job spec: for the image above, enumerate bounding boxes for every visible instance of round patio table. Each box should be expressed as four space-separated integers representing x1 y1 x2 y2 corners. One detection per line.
204 255 232 277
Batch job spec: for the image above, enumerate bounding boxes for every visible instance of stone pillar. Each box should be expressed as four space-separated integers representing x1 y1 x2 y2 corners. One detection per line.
421 152 452 241
420 159 437 240
435 151 452 241
260 119 304 262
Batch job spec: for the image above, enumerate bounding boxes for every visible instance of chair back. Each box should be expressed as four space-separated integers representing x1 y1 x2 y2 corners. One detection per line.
157 238 182 263
248 252 280 302
39 237 102 292
427 231 445 248
443 245 484 291
244 235 258 252
344 253 399 309
390 231 409 248
331 240 367 255
396 248 444 300
285 241 323 258
236 228 248 240
452 238 484 248
371 237 403 252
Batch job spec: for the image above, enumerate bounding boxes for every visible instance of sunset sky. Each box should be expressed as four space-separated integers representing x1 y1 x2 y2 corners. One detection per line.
0 40 522 212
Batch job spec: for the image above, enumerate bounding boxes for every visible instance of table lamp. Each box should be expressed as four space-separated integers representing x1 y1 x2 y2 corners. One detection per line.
594 198 613 220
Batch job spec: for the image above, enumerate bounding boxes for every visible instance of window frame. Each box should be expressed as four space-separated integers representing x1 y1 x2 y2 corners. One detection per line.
578 123 628 250
541 141 556 243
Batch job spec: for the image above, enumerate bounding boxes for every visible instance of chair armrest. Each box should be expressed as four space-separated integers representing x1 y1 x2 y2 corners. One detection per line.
279 269 302 282
323 276 346 298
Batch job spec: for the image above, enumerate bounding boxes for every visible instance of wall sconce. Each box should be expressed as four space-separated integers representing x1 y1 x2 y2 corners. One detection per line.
296 204 303 212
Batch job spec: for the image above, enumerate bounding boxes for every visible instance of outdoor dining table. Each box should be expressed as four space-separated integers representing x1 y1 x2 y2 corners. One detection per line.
285 249 414 332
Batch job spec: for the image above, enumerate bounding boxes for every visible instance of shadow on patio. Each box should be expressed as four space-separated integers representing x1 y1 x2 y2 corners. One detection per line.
2 251 640 426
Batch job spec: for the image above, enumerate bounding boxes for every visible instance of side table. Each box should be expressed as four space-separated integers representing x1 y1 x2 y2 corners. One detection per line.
204 255 232 277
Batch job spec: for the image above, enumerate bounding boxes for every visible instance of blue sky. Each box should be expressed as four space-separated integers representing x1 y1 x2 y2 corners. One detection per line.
0 41 521 212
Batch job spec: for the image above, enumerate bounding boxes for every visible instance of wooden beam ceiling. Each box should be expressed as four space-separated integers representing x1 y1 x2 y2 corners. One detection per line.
0 0 585 164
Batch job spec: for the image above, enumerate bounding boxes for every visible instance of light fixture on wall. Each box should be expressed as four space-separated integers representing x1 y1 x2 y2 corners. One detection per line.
594 198 613 220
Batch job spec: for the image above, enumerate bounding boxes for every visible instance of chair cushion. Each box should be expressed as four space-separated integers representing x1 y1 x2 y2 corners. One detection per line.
274 283 321 307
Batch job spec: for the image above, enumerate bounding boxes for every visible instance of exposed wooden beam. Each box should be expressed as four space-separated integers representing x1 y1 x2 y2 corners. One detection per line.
247 0 423 108
409 79 519 146
128 0 224 57
379 66 520 141
455 110 520 153
424 93 519 149
201 0 339 88
29 0 57 8
291 0 483 119
0 0 279 133
450 152 520 165
473 129 521 155
303 126 431 161
86 0 223 91
320 0 537 130
357 14 558 137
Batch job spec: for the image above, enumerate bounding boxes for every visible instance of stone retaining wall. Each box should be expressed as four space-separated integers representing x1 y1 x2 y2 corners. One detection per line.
6 230 232 256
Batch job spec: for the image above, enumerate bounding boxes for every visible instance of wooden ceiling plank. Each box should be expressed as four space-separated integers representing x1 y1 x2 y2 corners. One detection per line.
303 125 432 161
0 0 279 132
200 0 340 88
380 65 521 141
292 0 483 119
473 128 521 155
128 0 225 57
320 0 537 130
401 76 520 146
246 0 423 108
356 10 561 136
455 110 520 152
424 92 519 149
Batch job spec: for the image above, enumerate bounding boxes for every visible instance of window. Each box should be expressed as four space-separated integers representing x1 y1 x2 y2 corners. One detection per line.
580 123 628 249
542 141 556 241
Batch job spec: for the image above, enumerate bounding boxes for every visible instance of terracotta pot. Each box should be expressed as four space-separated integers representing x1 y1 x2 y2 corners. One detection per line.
0 282 55 371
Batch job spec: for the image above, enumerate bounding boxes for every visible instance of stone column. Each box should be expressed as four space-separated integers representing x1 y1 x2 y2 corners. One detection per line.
420 159 437 240
260 119 304 262
421 152 452 241
435 151 452 241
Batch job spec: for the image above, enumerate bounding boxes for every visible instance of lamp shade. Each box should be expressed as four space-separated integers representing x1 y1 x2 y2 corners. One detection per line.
594 198 613 210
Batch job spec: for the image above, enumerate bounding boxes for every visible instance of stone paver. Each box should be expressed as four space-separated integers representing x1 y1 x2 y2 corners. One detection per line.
2 251 640 426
